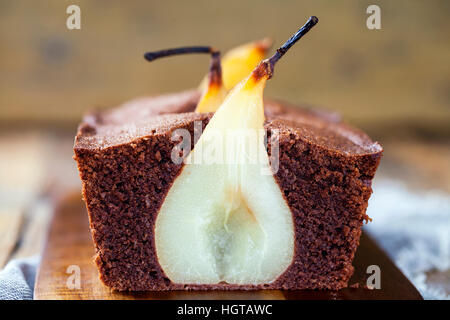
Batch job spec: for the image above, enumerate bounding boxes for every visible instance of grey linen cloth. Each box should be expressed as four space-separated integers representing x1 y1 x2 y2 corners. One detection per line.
0 255 39 300
365 179 450 300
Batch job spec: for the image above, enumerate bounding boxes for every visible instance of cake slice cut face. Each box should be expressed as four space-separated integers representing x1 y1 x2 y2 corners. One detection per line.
155 74 294 285
74 17 383 291
74 90 382 291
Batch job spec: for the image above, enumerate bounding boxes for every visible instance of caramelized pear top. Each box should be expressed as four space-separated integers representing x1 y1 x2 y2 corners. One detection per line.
144 16 319 116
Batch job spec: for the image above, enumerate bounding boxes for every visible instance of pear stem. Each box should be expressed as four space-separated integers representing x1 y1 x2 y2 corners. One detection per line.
209 51 223 86
144 46 215 61
261 16 318 79
144 46 222 87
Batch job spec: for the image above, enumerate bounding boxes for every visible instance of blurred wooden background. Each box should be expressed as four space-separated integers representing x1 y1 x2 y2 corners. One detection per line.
0 0 449 140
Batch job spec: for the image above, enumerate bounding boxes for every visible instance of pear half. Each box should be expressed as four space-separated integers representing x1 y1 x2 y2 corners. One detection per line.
220 38 272 90
196 39 272 114
155 71 294 285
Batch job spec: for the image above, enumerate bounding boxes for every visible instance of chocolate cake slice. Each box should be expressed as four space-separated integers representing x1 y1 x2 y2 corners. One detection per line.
74 90 382 291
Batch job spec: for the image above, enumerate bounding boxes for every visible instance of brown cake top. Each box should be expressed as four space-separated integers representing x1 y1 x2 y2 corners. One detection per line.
74 90 382 156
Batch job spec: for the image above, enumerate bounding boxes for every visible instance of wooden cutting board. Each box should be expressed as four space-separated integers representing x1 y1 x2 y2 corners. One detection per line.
34 192 422 300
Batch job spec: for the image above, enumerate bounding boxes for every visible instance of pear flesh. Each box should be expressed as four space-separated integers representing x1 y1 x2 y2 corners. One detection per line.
155 77 294 285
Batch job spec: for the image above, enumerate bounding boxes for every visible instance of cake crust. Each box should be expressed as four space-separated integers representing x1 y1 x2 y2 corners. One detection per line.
74 90 382 291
